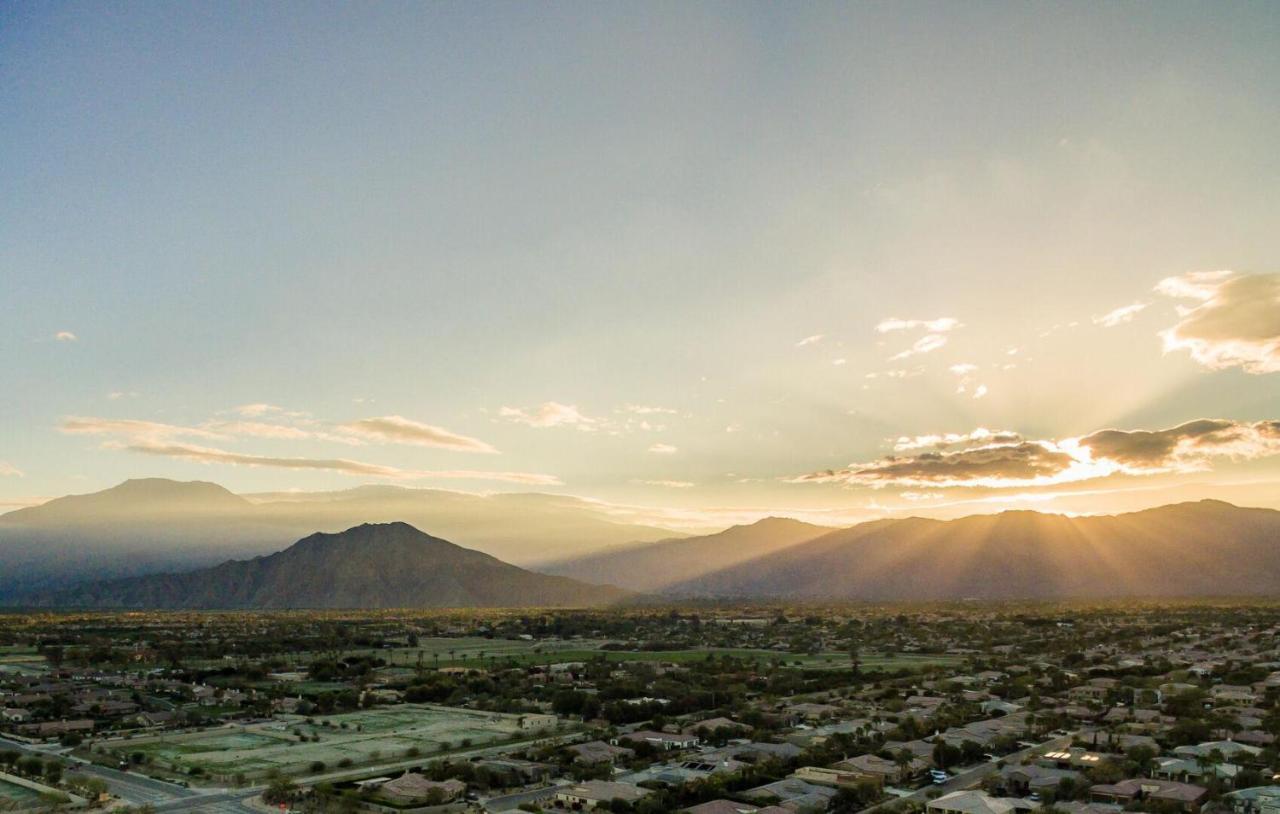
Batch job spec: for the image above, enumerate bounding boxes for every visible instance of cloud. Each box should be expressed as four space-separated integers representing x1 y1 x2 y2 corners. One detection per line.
793 442 1077 489
1077 418 1280 471
878 316 960 361
1094 301 1148 327
499 402 598 429
121 440 559 485
893 428 1023 452
621 405 677 415
633 479 695 489
1156 271 1280 373
60 416 225 442
949 363 978 375
54 331 77 342
875 317 960 334
0 461 23 478
339 416 498 454
795 334 824 347
890 333 949 360
792 417 1280 490
234 403 288 417
972 384 989 399
648 443 679 454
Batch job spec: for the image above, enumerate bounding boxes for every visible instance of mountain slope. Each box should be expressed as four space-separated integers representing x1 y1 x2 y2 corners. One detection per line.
540 517 831 591
0 479 682 598
30 522 629 609
667 500 1280 600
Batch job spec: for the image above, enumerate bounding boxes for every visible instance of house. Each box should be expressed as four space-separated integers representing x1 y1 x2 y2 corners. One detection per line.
684 717 748 737
832 753 927 784
791 766 880 790
377 773 465 804
1152 757 1240 783
473 757 553 785
927 790 1027 814
1090 779 1208 812
1224 786 1280 814
684 801 790 814
999 763 1083 795
554 780 650 810
568 740 634 765
1 708 31 723
1174 740 1261 763
614 730 699 750
1211 685 1259 705
741 778 837 814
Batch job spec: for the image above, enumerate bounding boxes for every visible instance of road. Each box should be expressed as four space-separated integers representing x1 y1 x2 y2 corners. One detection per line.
1 735 261 813
482 783 566 812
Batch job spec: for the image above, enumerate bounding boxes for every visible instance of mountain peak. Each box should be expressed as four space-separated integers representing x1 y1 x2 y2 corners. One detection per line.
33 522 628 610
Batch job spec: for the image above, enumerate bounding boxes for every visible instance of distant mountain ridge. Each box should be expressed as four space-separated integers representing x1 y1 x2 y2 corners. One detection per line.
541 517 831 591
666 500 1280 600
0 478 682 598
29 522 629 609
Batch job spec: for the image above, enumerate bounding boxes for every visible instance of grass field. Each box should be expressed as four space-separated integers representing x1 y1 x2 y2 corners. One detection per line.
284 637 961 674
102 704 566 781
0 777 43 806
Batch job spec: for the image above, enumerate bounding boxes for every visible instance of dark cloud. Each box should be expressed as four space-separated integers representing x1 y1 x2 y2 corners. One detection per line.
794 441 1076 488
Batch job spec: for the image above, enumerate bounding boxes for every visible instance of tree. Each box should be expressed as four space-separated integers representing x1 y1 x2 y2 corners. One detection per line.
263 777 298 805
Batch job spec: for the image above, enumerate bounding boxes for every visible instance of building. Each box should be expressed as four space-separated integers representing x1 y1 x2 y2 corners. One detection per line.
1090 779 1208 812
928 791 1028 814
554 780 650 810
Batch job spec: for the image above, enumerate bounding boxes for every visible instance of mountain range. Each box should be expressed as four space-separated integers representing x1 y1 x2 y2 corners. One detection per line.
0 478 679 597
31 522 627 609
5 478 1280 606
658 500 1280 600
541 517 831 592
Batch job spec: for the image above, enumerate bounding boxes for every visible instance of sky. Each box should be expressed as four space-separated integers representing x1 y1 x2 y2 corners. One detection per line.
2 2 1280 530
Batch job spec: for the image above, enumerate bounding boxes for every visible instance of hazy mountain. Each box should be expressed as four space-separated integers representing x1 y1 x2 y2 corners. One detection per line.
540 517 831 591
668 500 1280 600
0 479 682 598
30 522 629 609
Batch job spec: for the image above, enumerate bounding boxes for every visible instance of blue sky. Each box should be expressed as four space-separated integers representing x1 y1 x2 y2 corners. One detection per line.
3 2 1280 526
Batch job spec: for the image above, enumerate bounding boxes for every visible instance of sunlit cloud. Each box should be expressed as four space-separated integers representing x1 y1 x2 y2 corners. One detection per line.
339 415 498 454
120 440 560 485
972 384 988 399
949 363 978 375
648 442 679 454
235 403 290 417
1156 270 1280 373
791 417 1280 490
620 404 677 415
0 462 23 478
54 330 77 342
1094 301 1148 327
633 479 694 489
876 317 960 334
1078 418 1280 471
60 416 225 442
894 428 1022 452
878 316 959 361
795 334 824 347
499 401 598 430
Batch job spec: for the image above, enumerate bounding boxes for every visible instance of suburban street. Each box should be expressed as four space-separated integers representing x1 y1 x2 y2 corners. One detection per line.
860 733 1075 812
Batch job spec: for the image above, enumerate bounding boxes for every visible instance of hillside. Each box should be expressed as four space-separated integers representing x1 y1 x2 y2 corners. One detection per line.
30 522 629 609
0 479 681 598
667 500 1280 600
540 517 831 591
